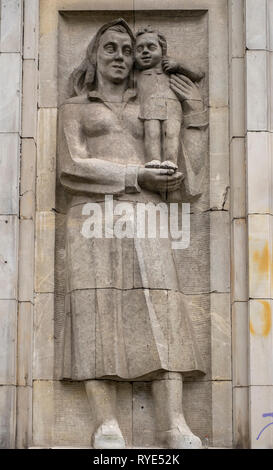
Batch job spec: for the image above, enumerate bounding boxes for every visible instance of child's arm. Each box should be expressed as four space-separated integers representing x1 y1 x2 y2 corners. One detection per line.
162 56 204 82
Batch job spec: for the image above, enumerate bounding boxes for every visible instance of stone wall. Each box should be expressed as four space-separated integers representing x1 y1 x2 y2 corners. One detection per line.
0 0 272 449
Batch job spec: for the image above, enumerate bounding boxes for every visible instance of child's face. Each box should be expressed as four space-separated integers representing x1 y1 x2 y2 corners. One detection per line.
135 33 163 70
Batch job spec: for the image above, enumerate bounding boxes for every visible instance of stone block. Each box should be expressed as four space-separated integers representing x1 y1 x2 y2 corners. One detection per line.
35 211 55 293
211 381 232 448
230 137 246 219
269 0 273 52
33 380 54 447
0 0 22 52
228 0 245 58
233 386 249 448
37 109 57 211
232 302 248 386
22 60 38 139
33 293 55 380
0 134 20 215
0 386 16 448
0 216 18 300
230 58 245 137
16 386 32 449
246 51 268 131
17 302 33 386
211 293 231 380
209 107 229 210
249 299 273 386
132 382 155 447
23 0 39 59
248 214 273 299
0 53 21 132
20 190 35 220
20 139 36 195
250 385 273 448
247 132 273 215
210 211 230 293
246 0 267 50
32 379 132 447
18 219 34 302
0 300 17 385
183 380 212 445
231 219 248 302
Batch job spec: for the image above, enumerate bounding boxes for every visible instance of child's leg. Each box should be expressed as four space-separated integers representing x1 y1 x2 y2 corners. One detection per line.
162 118 181 165
144 120 162 162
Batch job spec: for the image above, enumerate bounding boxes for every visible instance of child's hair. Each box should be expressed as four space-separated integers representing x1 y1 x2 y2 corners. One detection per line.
136 26 167 56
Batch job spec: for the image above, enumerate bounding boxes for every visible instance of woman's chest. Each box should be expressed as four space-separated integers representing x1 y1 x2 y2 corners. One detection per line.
81 102 143 139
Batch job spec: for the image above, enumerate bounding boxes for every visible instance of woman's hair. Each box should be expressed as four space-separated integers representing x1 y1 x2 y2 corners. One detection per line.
70 19 135 96
136 26 167 56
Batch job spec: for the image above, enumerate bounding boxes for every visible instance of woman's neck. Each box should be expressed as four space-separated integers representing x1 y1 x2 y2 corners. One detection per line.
97 75 128 103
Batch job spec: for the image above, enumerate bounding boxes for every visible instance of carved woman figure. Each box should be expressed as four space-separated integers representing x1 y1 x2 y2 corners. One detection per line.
58 19 208 449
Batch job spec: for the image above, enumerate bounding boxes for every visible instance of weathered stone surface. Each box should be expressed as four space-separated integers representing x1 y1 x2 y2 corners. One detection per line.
210 211 230 293
32 379 132 447
17 302 33 386
37 109 57 211
0 300 17 384
209 107 229 210
16 386 32 449
23 0 39 59
250 385 273 449
232 302 248 387
247 132 273 215
21 138 36 195
0 0 22 52
0 386 16 448
248 214 273 299
230 58 245 137
33 294 54 380
33 380 54 447
0 53 21 132
249 299 273 386
18 219 34 302
211 381 232 448
132 382 155 447
246 0 268 50
230 137 246 219
0 216 18 300
231 219 248 302
22 60 38 139
246 51 268 131
233 386 249 449
35 211 55 293
211 293 231 380
228 0 245 59
0 134 20 215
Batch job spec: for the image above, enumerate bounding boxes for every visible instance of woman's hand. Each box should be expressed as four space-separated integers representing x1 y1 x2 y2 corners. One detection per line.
138 167 184 193
170 74 204 113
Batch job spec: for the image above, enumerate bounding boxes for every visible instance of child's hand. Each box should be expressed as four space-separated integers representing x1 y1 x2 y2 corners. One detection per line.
162 57 179 74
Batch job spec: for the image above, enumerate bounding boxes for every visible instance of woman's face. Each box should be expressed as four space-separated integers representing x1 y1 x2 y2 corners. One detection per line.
96 30 134 84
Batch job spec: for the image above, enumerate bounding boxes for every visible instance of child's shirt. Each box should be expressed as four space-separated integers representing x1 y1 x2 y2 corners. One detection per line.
137 66 181 121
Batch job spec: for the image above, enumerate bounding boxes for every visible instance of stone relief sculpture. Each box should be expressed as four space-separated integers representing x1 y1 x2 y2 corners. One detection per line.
57 18 209 449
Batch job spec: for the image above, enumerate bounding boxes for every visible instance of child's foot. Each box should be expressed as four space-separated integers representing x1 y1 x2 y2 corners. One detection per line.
160 160 178 171
145 160 161 169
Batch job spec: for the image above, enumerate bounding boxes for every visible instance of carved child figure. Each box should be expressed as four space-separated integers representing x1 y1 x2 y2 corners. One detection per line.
135 27 204 198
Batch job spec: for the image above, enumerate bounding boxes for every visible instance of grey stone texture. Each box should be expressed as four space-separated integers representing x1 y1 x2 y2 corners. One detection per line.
0 0 271 450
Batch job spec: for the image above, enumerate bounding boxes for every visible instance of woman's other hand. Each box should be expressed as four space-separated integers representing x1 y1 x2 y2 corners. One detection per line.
170 74 204 113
